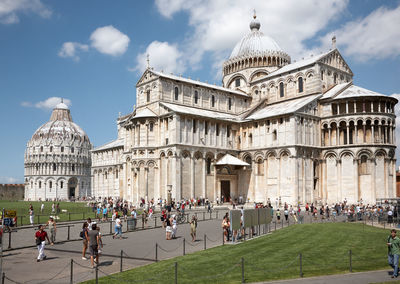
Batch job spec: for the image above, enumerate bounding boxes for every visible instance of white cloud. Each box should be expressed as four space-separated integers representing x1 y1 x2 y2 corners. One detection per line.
90 25 130 56
0 176 20 184
21 97 71 111
0 0 51 25
58 42 89 61
319 5 400 61
134 41 185 74
155 0 349 73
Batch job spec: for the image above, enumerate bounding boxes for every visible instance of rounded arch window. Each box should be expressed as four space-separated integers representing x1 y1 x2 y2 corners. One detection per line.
279 82 284 97
174 87 179 100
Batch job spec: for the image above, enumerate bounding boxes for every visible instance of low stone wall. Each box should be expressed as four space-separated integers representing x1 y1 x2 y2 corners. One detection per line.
0 184 24 200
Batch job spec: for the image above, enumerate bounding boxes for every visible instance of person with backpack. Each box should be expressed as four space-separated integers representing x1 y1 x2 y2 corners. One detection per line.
81 222 89 260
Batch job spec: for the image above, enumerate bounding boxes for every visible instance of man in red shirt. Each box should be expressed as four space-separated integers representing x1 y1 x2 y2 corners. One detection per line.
35 225 50 262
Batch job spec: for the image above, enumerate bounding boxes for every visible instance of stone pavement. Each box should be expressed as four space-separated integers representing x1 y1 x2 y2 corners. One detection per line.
2 218 225 283
258 270 399 284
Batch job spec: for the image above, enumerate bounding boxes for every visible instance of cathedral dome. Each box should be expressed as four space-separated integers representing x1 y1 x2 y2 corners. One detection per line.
229 20 283 60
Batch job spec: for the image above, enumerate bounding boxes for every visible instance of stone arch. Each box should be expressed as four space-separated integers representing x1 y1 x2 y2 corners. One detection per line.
205 152 215 160
253 151 264 161
323 151 338 159
137 160 146 168
146 160 156 167
356 149 372 159
227 74 247 88
181 150 191 158
339 150 355 159
249 70 268 82
159 151 166 158
374 149 387 158
194 151 203 159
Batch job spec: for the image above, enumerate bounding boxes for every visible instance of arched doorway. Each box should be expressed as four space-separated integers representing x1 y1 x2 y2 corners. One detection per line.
68 177 78 200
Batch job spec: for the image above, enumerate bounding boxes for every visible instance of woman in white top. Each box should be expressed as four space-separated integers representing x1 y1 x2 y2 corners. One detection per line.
113 216 122 239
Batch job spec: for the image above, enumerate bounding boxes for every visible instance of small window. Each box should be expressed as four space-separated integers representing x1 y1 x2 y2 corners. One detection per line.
194 91 198 104
321 71 324 80
205 121 208 135
206 158 212 174
298 77 303 93
193 119 196 133
146 90 150 102
53 163 56 171
49 181 52 189
228 98 232 110
71 147 74 153
273 130 277 140
174 87 179 100
60 181 63 189
72 165 75 172
334 74 337 84
105 172 107 179
216 124 220 136
116 170 118 178
279 118 283 124
211 95 215 107
235 78 240 87
279 82 284 97
40 146 43 152
149 123 154 132
61 146 64 152
39 181 42 189
50 146 53 152
227 125 231 138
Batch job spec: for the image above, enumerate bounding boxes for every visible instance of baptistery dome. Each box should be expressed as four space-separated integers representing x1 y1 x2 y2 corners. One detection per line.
24 100 92 201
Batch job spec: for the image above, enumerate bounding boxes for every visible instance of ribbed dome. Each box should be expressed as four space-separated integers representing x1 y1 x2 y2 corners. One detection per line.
229 18 284 60
30 103 90 144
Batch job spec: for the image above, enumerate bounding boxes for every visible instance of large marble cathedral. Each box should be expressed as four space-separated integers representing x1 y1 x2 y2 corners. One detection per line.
91 15 397 206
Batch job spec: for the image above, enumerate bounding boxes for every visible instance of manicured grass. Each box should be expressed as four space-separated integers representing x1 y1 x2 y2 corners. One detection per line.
0 200 95 225
83 223 391 284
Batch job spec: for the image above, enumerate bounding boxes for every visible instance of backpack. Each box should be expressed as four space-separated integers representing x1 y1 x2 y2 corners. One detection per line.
80 230 85 239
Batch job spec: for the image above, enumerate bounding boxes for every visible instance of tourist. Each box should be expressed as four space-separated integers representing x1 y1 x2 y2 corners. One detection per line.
29 205 34 226
222 216 230 242
122 205 128 221
113 215 122 239
276 209 281 221
40 203 45 213
51 203 55 214
96 206 101 222
56 203 60 215
87 218 95 230
96 226 103 255
190 215 198 242
102 206 108 222
165 214 172 240
45 217 56 245
81 222 89 260
87 224 100 268
131 207 137 230
284 208 289 221
387 229 400 278
172 215 177 239
35 225 50 262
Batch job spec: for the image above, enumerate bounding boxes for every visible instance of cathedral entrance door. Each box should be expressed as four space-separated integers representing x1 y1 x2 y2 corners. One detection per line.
221 180 231 203
69 187 75 198
68 177 78 200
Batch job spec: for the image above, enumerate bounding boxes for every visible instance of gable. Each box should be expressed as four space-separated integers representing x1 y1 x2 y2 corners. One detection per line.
136 69 159 87
317 49 353 76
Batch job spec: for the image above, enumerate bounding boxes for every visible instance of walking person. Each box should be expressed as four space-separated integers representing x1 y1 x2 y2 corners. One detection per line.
81 222 89 260
165 215 172 240
35 225 50 262
45 217 56 245
29 205 34 226
387 229 400 278
190 215 198 242
87 224 100 268
40 202 45 214
113 215 122 239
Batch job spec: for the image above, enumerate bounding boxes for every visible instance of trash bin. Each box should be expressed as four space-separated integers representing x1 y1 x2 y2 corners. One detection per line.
127 219 136 231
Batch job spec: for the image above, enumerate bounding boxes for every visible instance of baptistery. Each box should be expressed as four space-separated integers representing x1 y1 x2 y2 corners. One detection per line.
24 100 92 200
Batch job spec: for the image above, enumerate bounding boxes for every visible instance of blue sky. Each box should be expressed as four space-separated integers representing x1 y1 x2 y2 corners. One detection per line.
0 0 400 183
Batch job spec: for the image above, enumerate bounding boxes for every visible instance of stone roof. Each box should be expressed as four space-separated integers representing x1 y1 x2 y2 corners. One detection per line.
92 139 124 152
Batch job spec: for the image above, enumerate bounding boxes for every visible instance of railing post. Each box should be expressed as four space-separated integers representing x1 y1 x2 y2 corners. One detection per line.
241 257 245 283
349 249 352 272
8 231 11 249
2 272 5 284
37 215 40 224
299 253 303 277
120 250 123 272
174 262 178 284
109 221 112 234
95 263 98 284
155 243 158 262
183 238 185 256
67 225 70 241
70 259 73 284
204 234 206 250
154 217 157 228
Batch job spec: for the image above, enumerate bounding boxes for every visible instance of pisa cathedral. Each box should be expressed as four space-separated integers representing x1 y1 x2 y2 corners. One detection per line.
91 15 397 206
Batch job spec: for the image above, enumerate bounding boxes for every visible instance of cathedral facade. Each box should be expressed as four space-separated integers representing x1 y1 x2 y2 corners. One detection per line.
24 102 92 200
91 16 397 206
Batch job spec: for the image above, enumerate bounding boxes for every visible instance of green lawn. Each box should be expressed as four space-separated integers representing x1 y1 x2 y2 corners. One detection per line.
0 200 95 225
83 223 391 284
